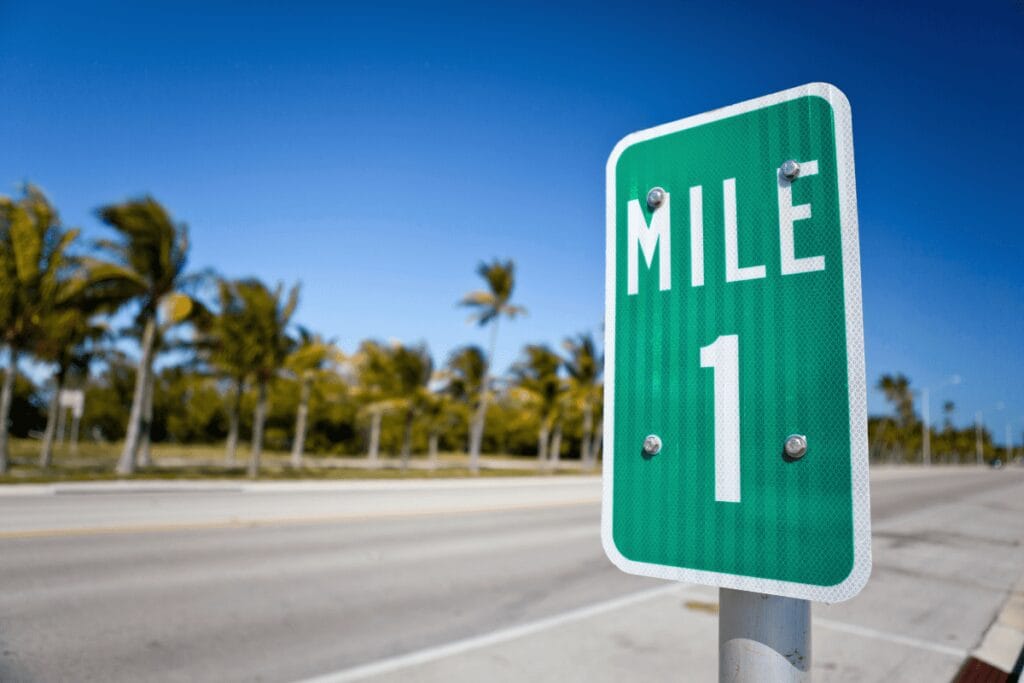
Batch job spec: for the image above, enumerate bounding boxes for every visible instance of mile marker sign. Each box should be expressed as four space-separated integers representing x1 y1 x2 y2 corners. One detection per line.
602 83 870 603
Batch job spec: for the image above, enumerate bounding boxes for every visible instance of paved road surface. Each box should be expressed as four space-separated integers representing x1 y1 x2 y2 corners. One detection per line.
0 468 1021 682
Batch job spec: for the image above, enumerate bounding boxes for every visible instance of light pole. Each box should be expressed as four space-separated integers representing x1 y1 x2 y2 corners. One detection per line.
975 411 984 466
922 388 930 466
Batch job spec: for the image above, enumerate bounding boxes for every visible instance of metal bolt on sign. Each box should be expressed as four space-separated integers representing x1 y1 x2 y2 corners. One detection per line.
646 186 666 209
642 434 662 456
784 434 808 460
781 159 801 180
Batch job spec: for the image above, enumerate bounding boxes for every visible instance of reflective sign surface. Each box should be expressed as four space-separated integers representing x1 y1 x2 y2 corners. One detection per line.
602 83 871 603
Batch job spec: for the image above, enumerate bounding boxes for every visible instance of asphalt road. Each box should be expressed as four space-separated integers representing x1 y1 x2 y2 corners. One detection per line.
0 468 1021 682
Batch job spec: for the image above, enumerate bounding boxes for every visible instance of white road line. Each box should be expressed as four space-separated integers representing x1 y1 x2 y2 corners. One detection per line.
298 588 971 683
0 475 603 497
296 584 682 683
815 617 967 658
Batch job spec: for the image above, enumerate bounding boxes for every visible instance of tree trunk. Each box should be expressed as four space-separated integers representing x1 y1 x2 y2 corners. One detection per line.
549 420 563 469
138 370 155 468
537 419 550 467
0 348 19 473
291 375 312 469
468 320 500 474
428 431 439 469
117 317 157 475
468 406 485 472
400 409 414 470
39 374 63 468
225 378 243 465
580 400 593 465
69 410 81 456
248 381 268 479
591 429 603 464
367 408 382 463
56 399 67 444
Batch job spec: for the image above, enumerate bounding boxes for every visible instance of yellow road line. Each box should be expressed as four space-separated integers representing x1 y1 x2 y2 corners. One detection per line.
0 497 601 540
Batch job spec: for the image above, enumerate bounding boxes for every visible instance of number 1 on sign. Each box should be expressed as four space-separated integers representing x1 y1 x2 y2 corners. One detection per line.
700 335 741 503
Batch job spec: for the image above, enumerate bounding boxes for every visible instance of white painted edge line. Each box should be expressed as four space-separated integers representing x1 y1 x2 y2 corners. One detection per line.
0 467 992 497
296 584 972 683
243 476 602 494
295 584 683 683
0 475 603 497
815 617 967 659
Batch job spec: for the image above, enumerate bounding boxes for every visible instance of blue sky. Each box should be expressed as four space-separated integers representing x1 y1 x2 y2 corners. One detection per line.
1 1 1022 442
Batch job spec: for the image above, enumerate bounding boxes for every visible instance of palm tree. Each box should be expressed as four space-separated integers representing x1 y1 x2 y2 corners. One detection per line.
941 400 956 463
563 332 602 467
420 390 453 468
444 345 486 451
0 187 82 472
590 384 605 463
33 309 108 468
231 279 299 479
877 374 915 461
93 197 198 474
512 344 564 467
354 340 396 463
285 327 341 468
878 374 914 426
195 278 255 465
351 340 433 468
547 390 570 468
124 321 181 468
458 259 525 473
388 343 434 469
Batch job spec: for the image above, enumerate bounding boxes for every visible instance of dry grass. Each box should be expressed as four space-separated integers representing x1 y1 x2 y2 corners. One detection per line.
1 439 592 484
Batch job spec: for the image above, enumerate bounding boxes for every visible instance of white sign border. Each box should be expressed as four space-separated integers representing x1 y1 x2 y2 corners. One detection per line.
602 82 871 603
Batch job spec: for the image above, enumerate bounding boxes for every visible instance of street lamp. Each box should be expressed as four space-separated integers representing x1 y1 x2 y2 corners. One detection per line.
975 411 984 466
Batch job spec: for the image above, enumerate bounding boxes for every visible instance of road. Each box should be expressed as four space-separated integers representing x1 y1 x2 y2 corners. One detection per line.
0 468 1022 682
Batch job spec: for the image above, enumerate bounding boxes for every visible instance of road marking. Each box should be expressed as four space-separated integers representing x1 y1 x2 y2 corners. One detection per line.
296 587 971 683
0 498 600 540
815 617 967 658
0 474 603 497
296 584 683 683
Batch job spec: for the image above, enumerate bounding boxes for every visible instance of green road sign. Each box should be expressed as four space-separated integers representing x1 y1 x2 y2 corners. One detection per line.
602 83 870 603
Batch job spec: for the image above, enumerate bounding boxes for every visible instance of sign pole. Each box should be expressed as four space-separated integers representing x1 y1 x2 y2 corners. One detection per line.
719 588 811 682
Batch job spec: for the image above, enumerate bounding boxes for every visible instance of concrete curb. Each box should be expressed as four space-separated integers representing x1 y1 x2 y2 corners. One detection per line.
955 574 1024 681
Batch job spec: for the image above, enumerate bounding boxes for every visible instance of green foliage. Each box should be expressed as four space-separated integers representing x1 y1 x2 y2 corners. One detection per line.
877 374 916 430
233 279 300 384
512 344 564 422
94 197 191 319
459 259 527 326
563 333 601 388
9 189 1005 476
155 368 226 443
0 186 81 349
0 373 47 438
869 384 999 464
286 327 341 380
81 356 136 442
444 345 485 403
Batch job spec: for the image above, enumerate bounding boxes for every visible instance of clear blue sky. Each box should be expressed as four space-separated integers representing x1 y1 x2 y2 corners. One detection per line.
1 1 1022 442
